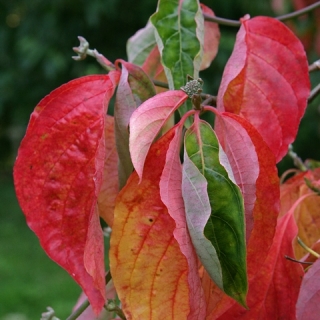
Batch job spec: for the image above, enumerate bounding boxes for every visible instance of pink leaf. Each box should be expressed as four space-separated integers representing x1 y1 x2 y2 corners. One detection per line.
217 16 310 162
159 124 206 319
129 90 188 180
200 4 220 70
14 74 118 314
297 257 320 320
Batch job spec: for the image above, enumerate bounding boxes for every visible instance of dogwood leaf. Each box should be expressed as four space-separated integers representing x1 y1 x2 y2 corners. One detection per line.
110 128 190 319
297 257 320 320
129 90 188 180
13 74 119 314
151 0 203 117
217 16 310 162
184 118 247 306
114 60 156 188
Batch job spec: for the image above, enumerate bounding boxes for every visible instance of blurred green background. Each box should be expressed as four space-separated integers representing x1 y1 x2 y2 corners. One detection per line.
1 0 320 319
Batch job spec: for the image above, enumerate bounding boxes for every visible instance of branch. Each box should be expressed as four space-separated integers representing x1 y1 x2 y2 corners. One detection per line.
308 83 320 103
203 2 320 27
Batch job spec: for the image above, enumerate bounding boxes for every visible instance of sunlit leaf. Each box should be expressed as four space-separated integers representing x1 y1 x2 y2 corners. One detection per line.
14 75 119 314
110 128 190 319
129 90 187 180
217 16 310 162
184 118 247 306
114 60 156 188
151 0 204 117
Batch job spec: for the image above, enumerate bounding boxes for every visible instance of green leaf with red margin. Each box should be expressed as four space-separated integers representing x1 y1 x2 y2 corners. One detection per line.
204 112 280 317
160 123 206 319
151 0 204 92
184 118 247 307
97 115 118 227
211 207 304 319
217 16 310 163
13 74 119 314
114 60 156 188
129 90 188 180
110 128 190 320
297 257 320 320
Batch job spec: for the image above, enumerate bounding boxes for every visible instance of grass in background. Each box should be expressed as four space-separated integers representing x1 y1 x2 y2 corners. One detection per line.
0 173 81 319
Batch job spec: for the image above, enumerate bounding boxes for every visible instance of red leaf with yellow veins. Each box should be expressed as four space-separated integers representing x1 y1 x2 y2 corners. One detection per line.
97 115 118 227
110 128 190 320
129 90 188 180
217 16 310 162
14 74 118 314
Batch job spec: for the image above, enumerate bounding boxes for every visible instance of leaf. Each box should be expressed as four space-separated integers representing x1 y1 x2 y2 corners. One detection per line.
13 75 118 314
280 169 320 259
184 118 247 306
110 128 190 320
217 16 310 162
129 90 188 180
127 21 157 67
214 113 259 243
297 257 320 320
151 0 204 92
204 112 280 317
213 207 304 319
160 124 206 319
114 60 156 188
97 115 118 227
200 4 220 70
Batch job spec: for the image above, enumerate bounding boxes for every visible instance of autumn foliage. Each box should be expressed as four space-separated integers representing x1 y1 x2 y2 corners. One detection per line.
13 0 320 319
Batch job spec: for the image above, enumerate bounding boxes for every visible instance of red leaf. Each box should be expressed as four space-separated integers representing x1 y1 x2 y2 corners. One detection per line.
200 4 220 70
110 128 190 319
14 74 119 314
297 257 320 320
217 16 310 162
129 90 188 180
160 124 206 319
97 115 118 227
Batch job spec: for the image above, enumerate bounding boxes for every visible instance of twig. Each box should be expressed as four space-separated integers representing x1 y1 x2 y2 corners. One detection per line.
297 237 320 258
309 59 320 72
308 83 320 103
288 145 308 171
66 272 113 320
203 2 320 27
285 255 313 265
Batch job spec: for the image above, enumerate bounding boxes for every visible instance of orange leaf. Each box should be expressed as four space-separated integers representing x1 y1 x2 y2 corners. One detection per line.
110 128 190 319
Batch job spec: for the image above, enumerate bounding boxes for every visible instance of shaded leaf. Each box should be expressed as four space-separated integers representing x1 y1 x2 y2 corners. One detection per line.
110 128 190 319
217 16 310 162
13 75 119 314
127 21 157 67
160 124 206 320
297 257 320 320
200 4 220 70
212 207 304 319
151 0 204 93
97 115 118 227
184 118 247 306
114 60 156 188
129 90 187 180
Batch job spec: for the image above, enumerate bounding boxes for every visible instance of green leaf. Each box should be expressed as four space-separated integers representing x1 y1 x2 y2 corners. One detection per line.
151 0 203 116
184 119 248 307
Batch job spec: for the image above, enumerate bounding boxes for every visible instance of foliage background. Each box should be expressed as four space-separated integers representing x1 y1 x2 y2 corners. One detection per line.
0 0 319 318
